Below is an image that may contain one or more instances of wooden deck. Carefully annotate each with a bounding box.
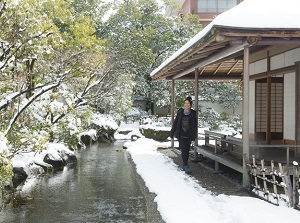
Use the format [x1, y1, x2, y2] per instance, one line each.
[194, 131, 300, 175]
[195, 145, 244, 173]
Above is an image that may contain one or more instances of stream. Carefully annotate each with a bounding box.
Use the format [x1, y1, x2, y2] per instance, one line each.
[0, 141, 162, 223]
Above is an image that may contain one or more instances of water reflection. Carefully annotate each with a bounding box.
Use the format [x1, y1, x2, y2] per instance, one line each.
[0, 141, 148, 223]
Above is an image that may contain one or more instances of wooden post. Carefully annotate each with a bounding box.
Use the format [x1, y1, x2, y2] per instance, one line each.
[261, 159, 269, 201]
[266, 77, 271, 144]
[293, 163, 299, 208]
[286, 147, 290, 165]
[279, 163, 290, 207]
[271, 160, 279, 204]
[205, 133, 209, 145]
[194, 68, 199, 160]
[215, 161, 219, 172]
[171, 79, 175, 148]
[279, 163, 293, 207]
[252, 155, 259, 195]
[242, 45, 250, 187]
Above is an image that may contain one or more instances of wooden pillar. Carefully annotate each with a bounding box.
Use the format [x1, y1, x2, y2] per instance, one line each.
[194, 69, 199, 147]
[266, 52, 271, 144]
[295, 62, 300, 145]
[242, 45, 250, 187]
[194, 69, 199, 160]
[171, 79, 175, 148]
[266, 77, 271, 144]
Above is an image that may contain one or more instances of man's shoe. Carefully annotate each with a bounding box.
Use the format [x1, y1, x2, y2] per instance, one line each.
[183, 165, 192, 174]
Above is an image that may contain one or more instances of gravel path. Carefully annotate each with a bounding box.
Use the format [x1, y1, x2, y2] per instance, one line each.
[158, 148, 251, 196]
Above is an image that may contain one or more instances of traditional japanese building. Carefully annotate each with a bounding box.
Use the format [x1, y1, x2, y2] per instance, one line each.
[151, 0, 300, 186]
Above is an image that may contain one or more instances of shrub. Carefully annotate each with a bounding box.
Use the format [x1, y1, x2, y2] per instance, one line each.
[139, 126, 170, 141]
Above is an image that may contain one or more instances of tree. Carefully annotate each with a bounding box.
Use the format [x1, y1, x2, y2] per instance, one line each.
[96, 0, 201, 112]
[0, 0, 129, 151]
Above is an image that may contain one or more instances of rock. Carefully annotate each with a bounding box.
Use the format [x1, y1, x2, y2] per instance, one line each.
[57, 149, 77, 164]
[43, 153, 64, 169]
[80, 134, 95, 145]
[33, 160, 53, 173]
[12, 167, 28, 188]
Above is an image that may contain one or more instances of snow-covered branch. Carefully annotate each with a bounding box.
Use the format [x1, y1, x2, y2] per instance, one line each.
[0, 83, 55, 111]
[4, 72, 69, 136]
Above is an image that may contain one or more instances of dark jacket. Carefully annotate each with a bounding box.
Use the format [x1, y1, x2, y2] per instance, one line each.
[170, 108, 198, 141]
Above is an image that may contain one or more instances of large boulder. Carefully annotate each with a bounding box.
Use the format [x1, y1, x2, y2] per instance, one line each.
[12, 167, 28, 188]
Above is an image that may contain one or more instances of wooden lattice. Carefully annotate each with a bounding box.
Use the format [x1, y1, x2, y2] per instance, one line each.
[247, 155, 299, 209]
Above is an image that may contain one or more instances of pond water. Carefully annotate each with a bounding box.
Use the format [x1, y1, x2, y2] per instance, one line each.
[0, 141, 158, 223]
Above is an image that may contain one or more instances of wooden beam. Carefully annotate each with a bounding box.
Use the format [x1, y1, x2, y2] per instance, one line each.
[167, 74, 242, 81]
[214, 62, 223, 74]
[172, 43, 247, 80]
[151, 34, 218, 81]
[227, 60, 240, 74]
[231, 37, 300, 45]
[249, 65, 295, 80]
[200, 67, 206, 74]
[223, 31, 300, 38]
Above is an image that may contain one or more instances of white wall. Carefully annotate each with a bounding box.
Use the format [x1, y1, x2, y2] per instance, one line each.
[284, 72, 296, 140]
[249, 58, 267, 75]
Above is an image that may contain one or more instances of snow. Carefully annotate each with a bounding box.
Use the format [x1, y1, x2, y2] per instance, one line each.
[214, 0, 300, 29]
[119, 122, 300, 223]
[150, 0, 300, 77]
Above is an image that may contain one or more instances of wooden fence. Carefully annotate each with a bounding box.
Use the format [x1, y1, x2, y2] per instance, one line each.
[247, 155, 299, 209]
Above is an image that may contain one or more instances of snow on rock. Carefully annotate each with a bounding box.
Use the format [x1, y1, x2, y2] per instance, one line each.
[91, 113, 118, 130]
[80, 129, 97, 141]
[80, 129, 97, 145]
[115, 121, 144, 141]
[11, 143, 77, 186]
[43, 143, 77, 168]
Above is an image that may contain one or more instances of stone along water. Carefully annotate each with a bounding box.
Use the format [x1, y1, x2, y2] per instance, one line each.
[0, 141, 161, 223]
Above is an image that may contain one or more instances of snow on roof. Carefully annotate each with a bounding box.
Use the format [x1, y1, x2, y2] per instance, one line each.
[214, 0, 300, 29]
[150, 0, 300, 77]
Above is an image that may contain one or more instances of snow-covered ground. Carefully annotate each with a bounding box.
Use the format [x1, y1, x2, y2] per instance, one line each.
[118, 122, 300, 223]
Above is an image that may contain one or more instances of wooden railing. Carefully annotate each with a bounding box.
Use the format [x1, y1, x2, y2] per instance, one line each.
[199, 130, 300, 165]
